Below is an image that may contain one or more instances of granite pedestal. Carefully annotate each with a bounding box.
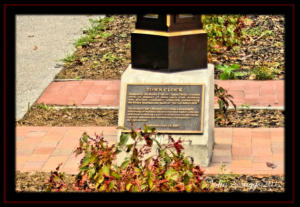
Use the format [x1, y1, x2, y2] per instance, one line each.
[117, 64, 214, 166]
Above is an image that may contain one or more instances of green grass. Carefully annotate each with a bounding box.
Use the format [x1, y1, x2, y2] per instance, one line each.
[74, 36, 96, 47]
[60, 16, 117, 70]
[61, 54, 76, 62]
[250, 66, 280, 80]
[74, 16, 115, 48]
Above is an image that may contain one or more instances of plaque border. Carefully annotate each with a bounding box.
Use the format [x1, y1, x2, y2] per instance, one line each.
[121, 83, 205, 134]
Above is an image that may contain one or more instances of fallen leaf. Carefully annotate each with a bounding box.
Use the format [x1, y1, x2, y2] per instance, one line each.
[266, 162, 277, 169]
[249, 74, 256, 80]
[33, 45, 38, 50]
[244, 18, 253, 26]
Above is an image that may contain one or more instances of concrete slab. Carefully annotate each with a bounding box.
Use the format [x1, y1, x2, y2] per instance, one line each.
[16, 15, 105, 120]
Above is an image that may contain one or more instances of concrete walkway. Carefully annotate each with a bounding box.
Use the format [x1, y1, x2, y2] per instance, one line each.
[16, 126, 284, 175]
[16, 15, 104, 121]
[37, 80, 284, 108]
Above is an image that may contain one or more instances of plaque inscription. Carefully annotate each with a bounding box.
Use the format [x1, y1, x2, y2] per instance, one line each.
[122, 84, 205, 133]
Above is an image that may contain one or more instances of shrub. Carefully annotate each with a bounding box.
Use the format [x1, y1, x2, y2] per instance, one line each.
[46, 125, 215, 192]
[202, 15, 248, 53]
[46, 163, 67, 192]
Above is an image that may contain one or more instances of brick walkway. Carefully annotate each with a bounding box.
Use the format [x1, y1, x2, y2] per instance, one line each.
[16, 126, 284, 176]
[18, 79, 285, 176]
[37, 80, 284, 108]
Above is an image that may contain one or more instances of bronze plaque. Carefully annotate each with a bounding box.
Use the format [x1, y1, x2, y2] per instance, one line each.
[122, 83, 205, 133]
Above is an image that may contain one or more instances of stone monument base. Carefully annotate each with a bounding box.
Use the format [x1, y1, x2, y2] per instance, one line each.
[117, 64, 214, 166]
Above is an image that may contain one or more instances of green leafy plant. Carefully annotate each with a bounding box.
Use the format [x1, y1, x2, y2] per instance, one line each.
[202, 15, 248, 53]
[46, 163, 67, 192]
[101, 32, 112, 38]
[245, 27, 262, 37]
[263, 30, 274, 37]
[46, 125, 215, 192]
[87, 18, 106, 35]
[87, 17, 114, 37]
[214, 84, 236, 120]
[74, 36, 96, 47]
[250, 65, 280, 80]
[38, 103, 51, 111]
[241, 103, 250, 109]
[101, 16, 115, 24]
[216, 64, 244, 80]
[245, 27, 274, 39]
[125, 43, 131, 48]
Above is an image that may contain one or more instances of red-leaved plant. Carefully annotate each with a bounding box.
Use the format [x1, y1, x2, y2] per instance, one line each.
[46, 124, 214, 192]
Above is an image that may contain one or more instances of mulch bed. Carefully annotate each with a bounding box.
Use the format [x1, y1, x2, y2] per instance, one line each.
[211, 15, 285, 80]
[55, 15, 135, 80]
[203, 175, 284, 192]
[55, 15, 285, 81]
[15, 171, 284, 192]
[16, 104, 118, 126]
[215, 109, 284, 128]
[16, 104, 284, 128]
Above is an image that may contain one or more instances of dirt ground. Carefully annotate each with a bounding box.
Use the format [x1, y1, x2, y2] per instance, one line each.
[55, 15, 285, 80]
[16, 104, 118, 126]
[16, 171, 284, 192]
[17, 103, 284, 128]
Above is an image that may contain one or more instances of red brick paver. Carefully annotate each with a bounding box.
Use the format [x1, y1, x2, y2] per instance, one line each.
[38, 80, 120, 107]
[37, 80, 284, 108]
[16, 126, 284, 176]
